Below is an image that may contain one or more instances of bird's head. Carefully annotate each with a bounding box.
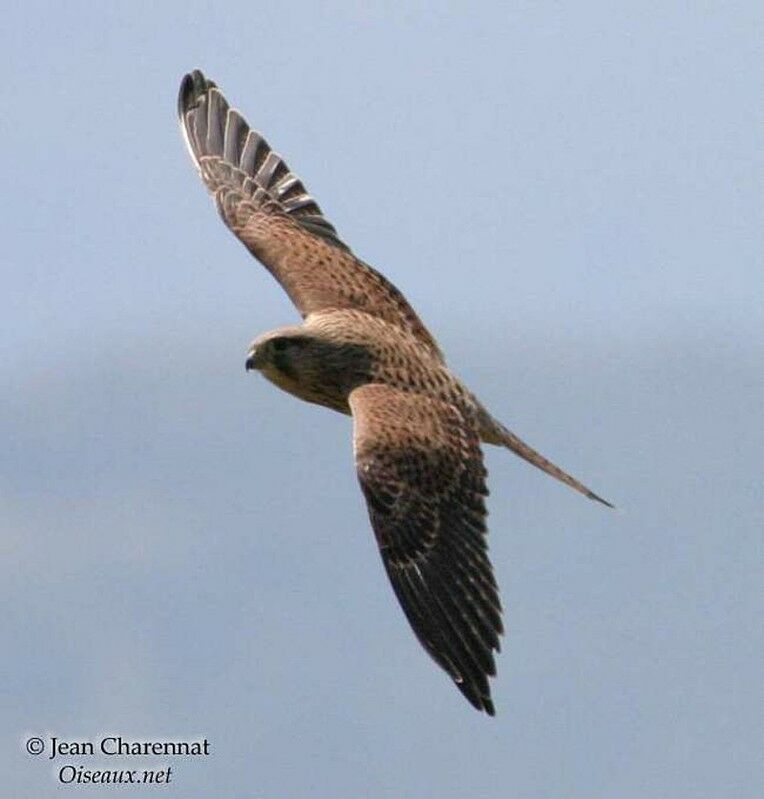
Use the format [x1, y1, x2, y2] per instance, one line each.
[245, 326, 372, 412]
[245, 326, 311, 379]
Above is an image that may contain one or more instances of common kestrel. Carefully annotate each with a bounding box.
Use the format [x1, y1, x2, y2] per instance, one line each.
[178, 70, 611, 715]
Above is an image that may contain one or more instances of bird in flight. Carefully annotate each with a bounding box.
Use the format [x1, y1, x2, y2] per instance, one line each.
[177, 69, 611, 715]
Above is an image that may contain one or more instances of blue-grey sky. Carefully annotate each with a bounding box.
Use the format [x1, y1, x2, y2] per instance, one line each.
[3, 3, 763, 797]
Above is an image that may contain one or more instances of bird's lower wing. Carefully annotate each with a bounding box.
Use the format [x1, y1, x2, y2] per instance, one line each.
[178, 70, 442, 358]
[350, 384, 503, 715]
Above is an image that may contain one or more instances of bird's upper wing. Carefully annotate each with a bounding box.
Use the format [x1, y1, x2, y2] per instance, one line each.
[350, 384, 503, 714]
[178, 70, 442, 358]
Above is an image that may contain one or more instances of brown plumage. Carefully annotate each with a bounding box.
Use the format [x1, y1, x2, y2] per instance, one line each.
[178, 69, 612, 715]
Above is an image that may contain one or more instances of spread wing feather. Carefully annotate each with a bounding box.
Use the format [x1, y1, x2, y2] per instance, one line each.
[350, 384, 502, 714]
[178, 70, 442, 357]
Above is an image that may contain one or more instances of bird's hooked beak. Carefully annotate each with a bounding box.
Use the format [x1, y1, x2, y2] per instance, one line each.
[245, 345, 262, 372]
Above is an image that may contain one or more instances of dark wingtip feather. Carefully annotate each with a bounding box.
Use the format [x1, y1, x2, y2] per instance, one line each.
[177, 69, 216, 119]
[455, 679, 496, 715]
[177, 72, 193, 119]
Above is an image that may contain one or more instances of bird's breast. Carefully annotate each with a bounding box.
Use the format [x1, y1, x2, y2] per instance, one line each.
[259, 361, 352, 414]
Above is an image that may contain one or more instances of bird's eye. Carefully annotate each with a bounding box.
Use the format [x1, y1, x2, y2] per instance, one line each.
[272, 338, 289, 352]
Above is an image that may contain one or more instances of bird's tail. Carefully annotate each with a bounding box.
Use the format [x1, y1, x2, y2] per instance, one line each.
[478, 408, 613, 508]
